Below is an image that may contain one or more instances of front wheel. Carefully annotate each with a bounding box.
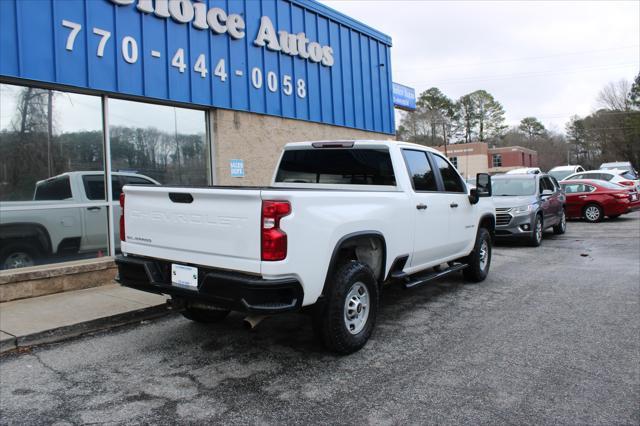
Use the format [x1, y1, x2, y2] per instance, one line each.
[528, 214, 543, 247]
[553, 210, 567, 235]
[463, 227, 492, 283]
[312, 261, 379, 355]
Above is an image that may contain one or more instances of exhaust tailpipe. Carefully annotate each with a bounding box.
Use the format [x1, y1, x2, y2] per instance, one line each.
[243, 315, 268, 330]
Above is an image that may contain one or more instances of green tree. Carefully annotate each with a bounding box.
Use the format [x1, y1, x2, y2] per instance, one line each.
[629, 73, 640, 109]
[471, 90, 507, 141]
[453, 90, 506, 143]
[456, 93, 477, 144]
[518, 117, 546, 140]
[396, 87, 455, 146]
[416, 87, 456, 146]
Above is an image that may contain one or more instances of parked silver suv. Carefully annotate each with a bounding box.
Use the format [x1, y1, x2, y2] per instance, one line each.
[492, 174, 566, 246]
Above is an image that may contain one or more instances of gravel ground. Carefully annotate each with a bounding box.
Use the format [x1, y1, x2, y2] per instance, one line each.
[1, 212, 639, 425]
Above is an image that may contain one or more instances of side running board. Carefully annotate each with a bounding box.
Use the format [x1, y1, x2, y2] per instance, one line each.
[401, 263, 468, 289]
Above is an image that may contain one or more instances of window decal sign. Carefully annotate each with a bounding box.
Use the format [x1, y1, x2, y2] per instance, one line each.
[230, 159, 245, 177]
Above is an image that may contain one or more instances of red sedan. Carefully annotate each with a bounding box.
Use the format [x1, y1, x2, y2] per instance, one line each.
[560, 179, 640, 222]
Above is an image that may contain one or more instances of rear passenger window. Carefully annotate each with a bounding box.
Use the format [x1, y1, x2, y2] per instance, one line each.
[432, 154, 465, 193]
[82, 175, 106, 200]
[34, 176, 73, 200]
[402, 150, 437, 191]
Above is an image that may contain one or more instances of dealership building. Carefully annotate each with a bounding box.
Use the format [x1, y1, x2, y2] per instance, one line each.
[436, 143, 538, 179]
[0, 0, 396, 300]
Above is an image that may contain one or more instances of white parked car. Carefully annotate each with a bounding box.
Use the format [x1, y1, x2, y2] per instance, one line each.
[600, 162, 638, 179]
[116, 140, 496, 354]
[506, 167, 542, 175]
[548, 165, 585, 181]
[0, 171, 159, 269]
[563, 169, 640, 191]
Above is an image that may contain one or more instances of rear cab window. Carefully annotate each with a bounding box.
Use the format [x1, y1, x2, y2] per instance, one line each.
[275, 148, 396, 186]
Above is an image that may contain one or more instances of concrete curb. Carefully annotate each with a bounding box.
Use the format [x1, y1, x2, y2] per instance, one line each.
[0, 304, 173, 355]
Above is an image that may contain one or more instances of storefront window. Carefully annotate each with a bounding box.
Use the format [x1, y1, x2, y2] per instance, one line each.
[0, 83, 109, 270]
[108, 99, 209, 187]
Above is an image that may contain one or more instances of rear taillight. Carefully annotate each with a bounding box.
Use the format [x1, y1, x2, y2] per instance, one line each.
[613, 193, 628, 199]
[119, 193, 126, 242]
[261, 200, 291, 261]
[619, 180, 635, 186]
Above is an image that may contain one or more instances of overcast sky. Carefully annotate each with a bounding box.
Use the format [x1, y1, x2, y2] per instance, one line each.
[322, 0, 640, 133]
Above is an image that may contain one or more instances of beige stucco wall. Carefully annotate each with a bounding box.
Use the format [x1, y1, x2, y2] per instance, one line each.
[212, 109, 394, 186]
[451, 154, 489, 179]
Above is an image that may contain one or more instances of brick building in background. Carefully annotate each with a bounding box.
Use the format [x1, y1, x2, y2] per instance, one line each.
[435, 142, 538, 178]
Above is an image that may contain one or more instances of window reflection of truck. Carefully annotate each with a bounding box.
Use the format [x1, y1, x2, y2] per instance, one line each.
[0, 171, 159, 270]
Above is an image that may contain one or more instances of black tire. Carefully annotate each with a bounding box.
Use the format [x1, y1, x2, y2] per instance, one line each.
[463, 227, 492, 283]
[181, 305, 230, 323]
[0, 241, 41, 270]
[583, 203, 603, 223]
[608, 214, 621, 219]
[553, 209, 567, 235]
[528, 214, 543, 247]
[312, 261, 379, 355]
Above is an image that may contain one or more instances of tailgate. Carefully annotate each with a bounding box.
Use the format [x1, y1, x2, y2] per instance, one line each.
[122, 186, 262, 273]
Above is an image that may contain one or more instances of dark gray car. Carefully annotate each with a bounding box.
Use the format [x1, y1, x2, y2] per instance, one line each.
[492, 174, 566, 246]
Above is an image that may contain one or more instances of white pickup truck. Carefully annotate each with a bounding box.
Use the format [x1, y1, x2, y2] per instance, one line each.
[116, 140, 495, 353]
[0, 171, 159, 269]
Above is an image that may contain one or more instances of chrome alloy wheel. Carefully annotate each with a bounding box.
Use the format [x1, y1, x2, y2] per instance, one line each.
[585, 206, 600, 222]
[3, 252, 35, 269]
[479, 239, 489, 271]
[344, 282, 370, 335]
[560, 211, 566, 231]
[535, 219, 543, 243]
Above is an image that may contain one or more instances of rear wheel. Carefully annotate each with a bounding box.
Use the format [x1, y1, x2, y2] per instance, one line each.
[463, 227, 492, 283]
[528, 214, 543, 247]
[312, 261, 379, 355]
[181, 304, 230, 323]
[583, 204, 603, 223]
[553, 210, 567, 234]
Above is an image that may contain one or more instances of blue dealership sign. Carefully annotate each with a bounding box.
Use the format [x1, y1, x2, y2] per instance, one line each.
[392, 83, 416, 111]
[0, 0, 395, 134]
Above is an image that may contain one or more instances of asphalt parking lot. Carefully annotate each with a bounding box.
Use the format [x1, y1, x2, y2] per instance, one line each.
[1, 212, 638, 425]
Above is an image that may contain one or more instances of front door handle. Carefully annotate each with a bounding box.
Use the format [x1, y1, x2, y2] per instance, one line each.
[416, 203, 427, 210]
[450, 203, 458, 208]
[86, 206, 101, 211]
[578, 195, 587, 199]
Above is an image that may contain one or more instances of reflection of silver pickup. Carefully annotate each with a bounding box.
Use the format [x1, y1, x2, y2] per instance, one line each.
[0, 171, 159, 270]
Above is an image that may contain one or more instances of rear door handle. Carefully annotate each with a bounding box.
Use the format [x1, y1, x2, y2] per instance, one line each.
[86, 206, 101, 211]
[578, 195, 587, 199]
[450, 203, 458, 208]
[416, 203, 427, 210]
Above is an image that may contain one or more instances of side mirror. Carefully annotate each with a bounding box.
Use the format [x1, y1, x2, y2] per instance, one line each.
[476, 173, 492, 197]
[541, 189, 553, 197]
[469, 188, 480, 205]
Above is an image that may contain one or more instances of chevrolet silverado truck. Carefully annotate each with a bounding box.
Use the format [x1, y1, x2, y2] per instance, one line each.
[0, 171, 159, 269]
[115, 140, 495, 354]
